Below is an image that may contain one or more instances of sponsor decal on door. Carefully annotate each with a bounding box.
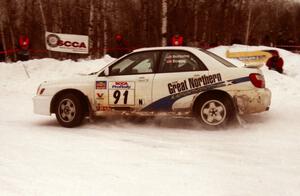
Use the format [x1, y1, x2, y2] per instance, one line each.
[108, 81, 135, 106]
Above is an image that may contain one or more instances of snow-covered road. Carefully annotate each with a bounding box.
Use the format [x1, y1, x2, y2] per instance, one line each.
[1, 46, 300, 196]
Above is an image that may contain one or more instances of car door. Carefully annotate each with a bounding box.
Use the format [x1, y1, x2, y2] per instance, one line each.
[147, 50, 209, 112]
[95, 51, 159, 112]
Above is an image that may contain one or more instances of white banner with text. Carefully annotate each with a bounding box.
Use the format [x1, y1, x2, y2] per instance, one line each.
[45, 32, 89, 54]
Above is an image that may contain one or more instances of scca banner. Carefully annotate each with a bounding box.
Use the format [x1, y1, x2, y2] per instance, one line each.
[45, 32, 89, 54]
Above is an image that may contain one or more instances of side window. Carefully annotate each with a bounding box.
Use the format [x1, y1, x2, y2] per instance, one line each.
[110, 52, 158, 76]
[160, 51, 207, 73]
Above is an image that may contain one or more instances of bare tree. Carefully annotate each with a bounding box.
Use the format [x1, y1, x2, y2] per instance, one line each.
[102, 0, 108, 55]
[88, 0, 95, 58]
[37, 0, 51, 57]
[37, 0, 48, 33]
[161, 0, 168, 46]
[244, 0, 253, 45]
[193, 0, 200, 42]
[0, 20, 7, 61]
[0, 0, 299, 60]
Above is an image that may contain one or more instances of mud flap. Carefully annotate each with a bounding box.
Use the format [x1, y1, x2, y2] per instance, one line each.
[233, 96, 246, 127]
[88, 103, 95, 123]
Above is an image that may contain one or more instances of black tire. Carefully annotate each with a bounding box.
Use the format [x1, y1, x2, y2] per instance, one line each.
[55, 93, 84, 127]
[194, 95, 235, 128]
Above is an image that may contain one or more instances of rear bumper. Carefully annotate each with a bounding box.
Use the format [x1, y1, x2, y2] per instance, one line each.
[234, 88, 271, 115]
[33, 95, 53, 115]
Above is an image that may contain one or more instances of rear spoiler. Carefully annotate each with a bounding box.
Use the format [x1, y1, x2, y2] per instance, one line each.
[226, 50, 279, 69]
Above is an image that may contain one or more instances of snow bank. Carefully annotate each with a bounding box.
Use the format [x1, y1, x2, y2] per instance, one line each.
[0, 55, 115, 96]
[1, 47, 300, 196]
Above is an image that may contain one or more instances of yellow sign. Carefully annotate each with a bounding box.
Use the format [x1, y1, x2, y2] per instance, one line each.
[226, 50, 273, 68]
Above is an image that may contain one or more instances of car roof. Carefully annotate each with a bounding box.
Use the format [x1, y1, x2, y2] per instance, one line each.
[133, 46, 201, 53]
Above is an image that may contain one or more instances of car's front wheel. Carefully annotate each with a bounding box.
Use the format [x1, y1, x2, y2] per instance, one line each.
[55, 93, 84, 127]
[195, 95, 235, 128]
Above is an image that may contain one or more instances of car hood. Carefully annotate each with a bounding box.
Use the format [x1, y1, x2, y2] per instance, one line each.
[41, 74, 96, 87]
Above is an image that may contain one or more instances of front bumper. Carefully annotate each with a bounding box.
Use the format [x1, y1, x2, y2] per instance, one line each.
[33, 95, 53, 115]
[234, 88, 271, 115]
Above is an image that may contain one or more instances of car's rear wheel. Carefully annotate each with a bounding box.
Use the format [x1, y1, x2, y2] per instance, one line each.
[55, 93, 84, 127]
[195, 95, 234, 128]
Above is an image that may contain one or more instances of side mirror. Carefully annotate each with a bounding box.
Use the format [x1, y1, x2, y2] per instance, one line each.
[110, 68, 120, 75]
[104, 67, 109, 76]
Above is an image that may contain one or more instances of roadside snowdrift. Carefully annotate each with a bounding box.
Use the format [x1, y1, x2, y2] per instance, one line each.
[0, 55, 115, 95]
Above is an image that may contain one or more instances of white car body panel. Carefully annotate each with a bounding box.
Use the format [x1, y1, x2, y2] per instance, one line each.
[33, 95, 52, 115]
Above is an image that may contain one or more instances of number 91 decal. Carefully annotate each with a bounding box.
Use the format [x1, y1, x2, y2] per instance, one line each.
[109, 81, 135, 106]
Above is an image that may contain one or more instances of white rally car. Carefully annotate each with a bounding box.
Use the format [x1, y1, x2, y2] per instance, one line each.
[33, 47, 271, 128]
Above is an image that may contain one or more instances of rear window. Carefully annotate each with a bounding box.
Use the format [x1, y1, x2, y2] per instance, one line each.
[200, 49, 237, 68]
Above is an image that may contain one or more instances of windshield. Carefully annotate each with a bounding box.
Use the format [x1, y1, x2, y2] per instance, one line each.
[89, 58, 120, 76]
[199, 49, 236, 68]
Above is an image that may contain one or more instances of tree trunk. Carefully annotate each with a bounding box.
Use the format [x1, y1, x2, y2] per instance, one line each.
[9, 27, 16, 60]
[95, 12, 100, 58]
[23, 0, 29, 35]
[37, 0, 51, 57]
[96, 0, 101, 58]
[201, 10, 209, 43]
[102, 0, 108, 55]
[0, 21, 7, 61]
[88, 0, 95, 58]
[161, 0, 168, 46]
[37, 0, 47, 33]
[193, 0, 199, 42]
[141, 0, 148, 45]
[245, 3, 252, 45]
[57, 0, 63, 33]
